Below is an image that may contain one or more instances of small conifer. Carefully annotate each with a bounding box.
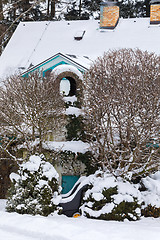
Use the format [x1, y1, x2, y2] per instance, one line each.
[6, 154, 61, 216]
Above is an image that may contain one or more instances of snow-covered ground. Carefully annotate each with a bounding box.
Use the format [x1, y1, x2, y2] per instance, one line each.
[0, 200, 160, 240]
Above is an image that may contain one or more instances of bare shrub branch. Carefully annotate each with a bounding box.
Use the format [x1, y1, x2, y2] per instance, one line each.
[0, 71, 65, 155]
[83, 48, 160, 179]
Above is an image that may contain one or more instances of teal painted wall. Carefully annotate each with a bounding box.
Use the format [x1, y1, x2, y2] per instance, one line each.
[62, 175, 80, 194]
[23, 54, 85, 77]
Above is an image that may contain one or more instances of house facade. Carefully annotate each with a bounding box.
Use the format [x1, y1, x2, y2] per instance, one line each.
[0, 0, 160, 196]
[21, 53, 90, 194]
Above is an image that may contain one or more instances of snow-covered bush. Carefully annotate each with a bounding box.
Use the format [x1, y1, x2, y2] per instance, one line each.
[6, 154, 61, 216]
[140, 172, 160, 218]
[141, 205, 160, 218]
[80, 171, 142, 221]
[0, 72, 65, 154]
[79, 170, 160, 221]
[83, 49, 160, 180]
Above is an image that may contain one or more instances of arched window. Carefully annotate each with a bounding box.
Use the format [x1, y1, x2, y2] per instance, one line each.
[60, 77, 76, 96]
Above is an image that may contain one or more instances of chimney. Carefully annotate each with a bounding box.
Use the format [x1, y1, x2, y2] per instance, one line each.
[100, 1, 119, 29]
[150, 0, 160, 24]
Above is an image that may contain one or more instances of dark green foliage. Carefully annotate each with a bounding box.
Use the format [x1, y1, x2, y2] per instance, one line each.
[99, 200, 140, 221]
[57, 150, 76, 166]
[82, 0, 101, 18]
[142, 205, 160, 218]
[66, 115, 85, 141]
[83, 184, 141, 221]
[65, 88, 85, 142]
[64, 0, 150, 20]
[55, 150, 96, 176]
[102, 187, 118, 203]
[64, 1, 90, 20]
[64, 9, 89, 20]
[119, 0, 146, 18]
[83, 0, 101, 12]
[77, 151, 97, 175]
[86, 187, 118, 212]
[6, 155, 60, 216]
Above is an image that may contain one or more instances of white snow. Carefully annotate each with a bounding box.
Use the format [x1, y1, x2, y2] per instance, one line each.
[80, 171, 143, 218]
[60, 79, 70, 95]
[21, 155, 42, 172]
[140, 174, 160, 208]
[18, 155, 59, 181]
[0, 200, 160, 240]
[92, 192, 104, 201]
[65, 106, 82, 117]
[0, 16, 160, 239]
[64, 95, 83, 116]
[0, 18, 160, 79]
[113, 194, 134, 204]
[52, 64, 83, 79]
[43, 140, 90, 154]
[63, 96, 77, 104]
[10, 173, 20, 182]
[76, 170, 160, 219]
[2, 172, 160, 238]
[86, 202, 115, 218]
[42, 160, 59, 181]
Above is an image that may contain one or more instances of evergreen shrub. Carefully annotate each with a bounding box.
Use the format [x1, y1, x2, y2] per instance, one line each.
[6, 154, 61, 216]
[80, 171, 142, 221]
[66, 114, 85, 141]
[142, 205, 160, 218]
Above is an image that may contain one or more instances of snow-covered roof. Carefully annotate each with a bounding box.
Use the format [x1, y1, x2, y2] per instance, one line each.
[0, 18, 160, 79]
